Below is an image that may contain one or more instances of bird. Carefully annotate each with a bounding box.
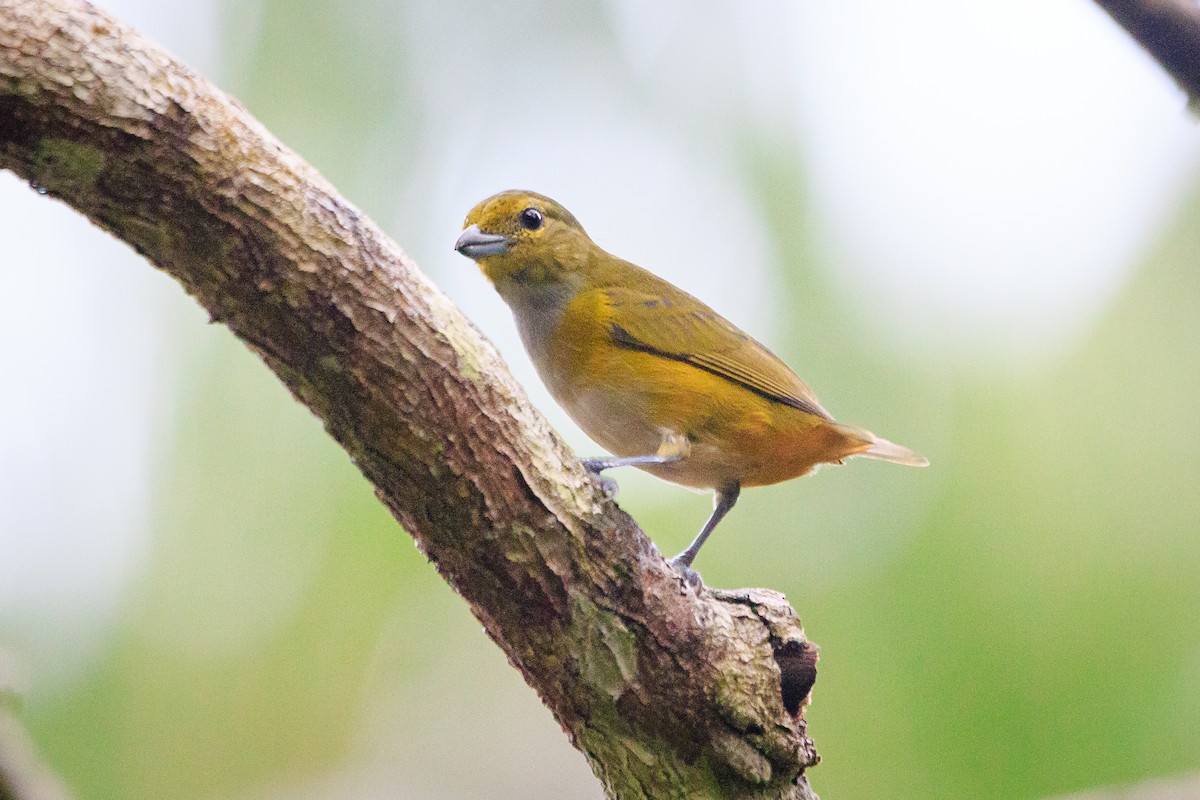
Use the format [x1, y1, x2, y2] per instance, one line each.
[455, 190, 927, 582]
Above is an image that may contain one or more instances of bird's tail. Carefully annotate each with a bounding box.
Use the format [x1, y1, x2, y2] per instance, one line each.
[832, 423, 929, 467]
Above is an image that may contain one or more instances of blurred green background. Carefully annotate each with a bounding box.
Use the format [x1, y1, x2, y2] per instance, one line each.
[3, 1, 1199, 798]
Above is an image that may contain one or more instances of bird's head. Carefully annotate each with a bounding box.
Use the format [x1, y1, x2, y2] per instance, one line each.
[455, 190, 593, 291]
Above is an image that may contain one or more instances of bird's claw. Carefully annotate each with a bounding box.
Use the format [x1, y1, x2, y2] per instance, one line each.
[594, 475, 619, 499]
[669, 557, 704, 590]
[581, 458, 619, 498]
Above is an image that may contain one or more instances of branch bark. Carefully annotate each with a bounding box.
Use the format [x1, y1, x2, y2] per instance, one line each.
[1092, 0, 1200, 108]
[0, 1, 820, 797]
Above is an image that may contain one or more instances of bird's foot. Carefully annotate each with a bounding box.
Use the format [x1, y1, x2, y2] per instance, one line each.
[594, 475, 619, 498]
[581, 458, 619, 498]
[669, 556, 704, 591]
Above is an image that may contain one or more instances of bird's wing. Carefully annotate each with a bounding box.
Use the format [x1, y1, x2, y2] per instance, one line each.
[602, 283, 832, 420]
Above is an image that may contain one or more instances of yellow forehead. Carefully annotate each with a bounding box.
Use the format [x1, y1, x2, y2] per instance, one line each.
[464, 190, 584, 234]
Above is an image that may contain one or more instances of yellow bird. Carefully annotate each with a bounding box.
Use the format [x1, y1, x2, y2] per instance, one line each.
[455, 190, 927, 580]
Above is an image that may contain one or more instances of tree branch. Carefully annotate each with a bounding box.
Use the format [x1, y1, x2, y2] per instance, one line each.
[0, 710, 75, 800]
[1093, 0, 1200, 107]
[1051, 772, 1200, 800]
[0, 1, 820, 797]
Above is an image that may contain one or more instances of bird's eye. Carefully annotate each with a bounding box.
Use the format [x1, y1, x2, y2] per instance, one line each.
[519, 207, 544, 231]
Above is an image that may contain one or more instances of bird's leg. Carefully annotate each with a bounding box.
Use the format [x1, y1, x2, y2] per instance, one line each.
[581, 432, 690, 497]
[580, 453, 682, 471]
[670, 483, 741, 588]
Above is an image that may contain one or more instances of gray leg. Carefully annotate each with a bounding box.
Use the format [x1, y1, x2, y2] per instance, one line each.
[583, 431, 692, 476]
[581, 454, 683, 472]
[670, 483, 741, 573]
[582, 453, 685, 498]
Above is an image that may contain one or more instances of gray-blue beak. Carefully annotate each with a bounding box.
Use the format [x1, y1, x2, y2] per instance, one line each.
[454, 224, 511, 258]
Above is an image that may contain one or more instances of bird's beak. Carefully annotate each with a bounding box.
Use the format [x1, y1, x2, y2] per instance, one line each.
[455, 225, 511, 258]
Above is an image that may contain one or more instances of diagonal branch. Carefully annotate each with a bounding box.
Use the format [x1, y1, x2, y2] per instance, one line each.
[0, 1, 820, 797]
[1093, 0, 1200, 107]
[0, 704, 75, 800]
